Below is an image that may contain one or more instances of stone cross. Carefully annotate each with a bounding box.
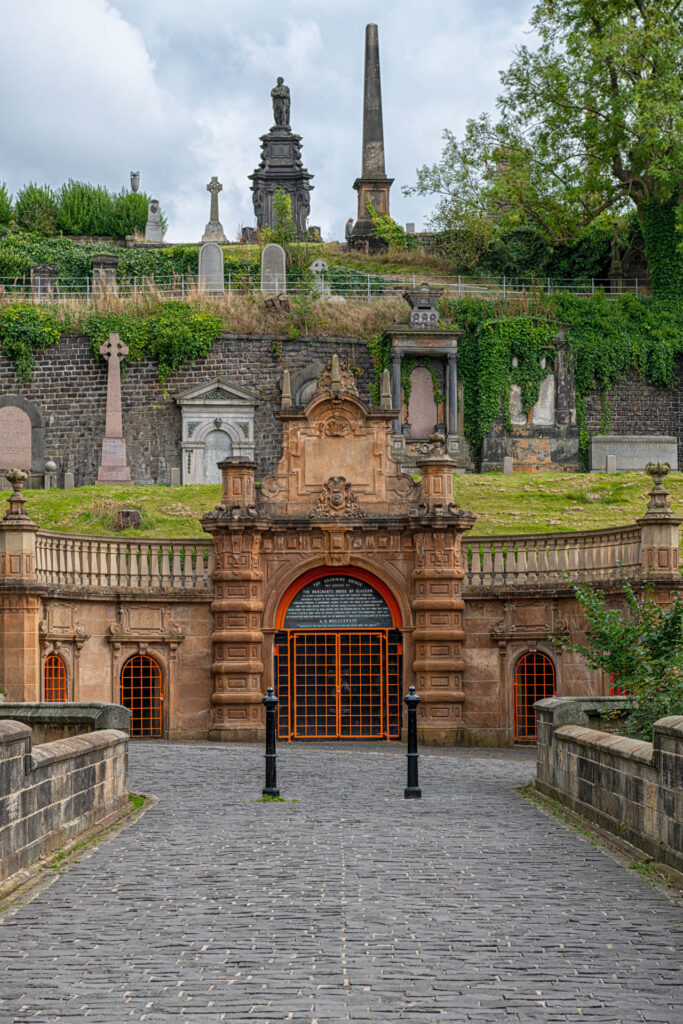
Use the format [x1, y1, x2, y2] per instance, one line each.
[202, 177, 228, 243]
[207, 177, 222, 222]
[97, 333, 131, 483]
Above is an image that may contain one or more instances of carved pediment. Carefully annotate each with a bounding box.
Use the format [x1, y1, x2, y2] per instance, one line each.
[175, 376, 259, 407]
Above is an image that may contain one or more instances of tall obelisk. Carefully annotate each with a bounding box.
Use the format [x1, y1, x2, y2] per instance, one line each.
[349, 24, 394, 250]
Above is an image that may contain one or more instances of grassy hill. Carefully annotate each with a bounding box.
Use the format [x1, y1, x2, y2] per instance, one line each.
[6, 471, 681, 540]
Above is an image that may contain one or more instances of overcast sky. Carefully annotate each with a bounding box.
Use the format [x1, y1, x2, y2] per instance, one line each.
[0, 0, 538, 242]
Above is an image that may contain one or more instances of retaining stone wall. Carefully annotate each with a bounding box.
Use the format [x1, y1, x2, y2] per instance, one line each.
[535, 697, 683, 873]
[0, 334, 373, 486]
[0, 720, 128, 883]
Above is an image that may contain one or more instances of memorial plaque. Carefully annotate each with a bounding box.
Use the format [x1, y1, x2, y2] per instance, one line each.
[0, 406, 32, 470]
[284, 575, 392, 629]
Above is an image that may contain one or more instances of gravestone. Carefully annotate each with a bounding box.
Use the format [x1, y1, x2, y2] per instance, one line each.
[240, 227, 258, 244]
[261, 244, 286, 295]
[64, 472, 75, 490]
[590, 435, 678, 472]
[202, 177, 228, 243]
[198, 242, 225, 294]
[92, 254, 119, 294]
[406, 222, 415, 234]
[310, 258, 330, 297]
[145, 199, 163, 242]
[204, 429, 233, 485]
[407, 367, 438, 438]
[30, 265, 58, 299]
[0, 407, 31, 471]
[97, 333, 132, 483]
[502, 456, 514, 475]
[170, 467, 181, 487]
[606, 455, 617, 474]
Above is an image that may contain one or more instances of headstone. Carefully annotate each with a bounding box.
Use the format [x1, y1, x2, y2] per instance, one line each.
[502, 456, 514, 475]
[92, 254, 119, 294]
[406, 222, 415, 234]
[202, 177, 228, 243]
[97, 333, 132, 484]
[64, 471, 75, 490]
[30, 264, 58, 299]
[0, 406, 32, 471]
[261, 243, 286, 295]
[590, 435, 678, 472]
[130, 171, 140, 193]
[606, 454, 617, 474]
[310, 258, 330, 297]
[170, 468, 181, 487]
[145, 199, 163, 242]
[407, 367, 438, 438]
[403, 282, 443, 328]
[307, 226, 322, 242]
[240, 226, 258, 244]
[198, 242, 225, 294]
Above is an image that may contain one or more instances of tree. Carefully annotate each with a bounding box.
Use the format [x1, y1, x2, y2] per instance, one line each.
[406, 1, 683, 296]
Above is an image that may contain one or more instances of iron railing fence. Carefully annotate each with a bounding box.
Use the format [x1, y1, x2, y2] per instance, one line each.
[0, 272, 649, 304]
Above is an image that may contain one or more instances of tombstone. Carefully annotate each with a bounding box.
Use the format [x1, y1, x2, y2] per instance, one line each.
[606, 454, 617, 474]
[145, 199, 163, 242]
[307, 226, 322, 242]
[130, 171, 140, 193]
[406, 222, 415, 234]
[92, 254, 119, 294]
[590, 435, 678, 473]
[407, 367, 438, 438]
[202, 177, 228, 243]
[240, 226, 258, 244]
[198, 242, 225, 294]
[310, 258, 331, 297]
[64, 471, 75, 490]
[261, 243, 286, 295]
[403, 283, 442, 328]
[502, 456, 514, 475]
[0, 406, 32, 472]
[97, 333, 132, 483]
[204, 429, 233, 485]
[30, 264, 58, 299]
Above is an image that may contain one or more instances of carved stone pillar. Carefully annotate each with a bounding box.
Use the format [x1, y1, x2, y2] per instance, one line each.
[447, 353, 458, 437]
[391, 353, 402, 434]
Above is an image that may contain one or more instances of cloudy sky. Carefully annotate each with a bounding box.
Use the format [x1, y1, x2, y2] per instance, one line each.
[0, 0, 538, 242]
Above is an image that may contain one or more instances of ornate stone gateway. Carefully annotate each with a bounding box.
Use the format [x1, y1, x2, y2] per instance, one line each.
[201, 356, 476, 746]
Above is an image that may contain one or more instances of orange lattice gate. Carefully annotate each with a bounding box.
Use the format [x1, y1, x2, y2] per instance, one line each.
[513, 652, 556, 742]
[44, 654, 67, 702]
[274, 629, 402, 740]
[120, 654, 163, 737]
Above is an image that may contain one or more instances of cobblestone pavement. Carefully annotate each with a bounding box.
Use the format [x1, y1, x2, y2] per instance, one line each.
[1, 742, 682, 1023]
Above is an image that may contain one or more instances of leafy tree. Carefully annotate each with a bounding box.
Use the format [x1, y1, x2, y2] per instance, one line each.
[15, 183, 59, 235]
[554, 578, 683, 739]
[406, 1, 683, 296]
[0, 182, 12, 225]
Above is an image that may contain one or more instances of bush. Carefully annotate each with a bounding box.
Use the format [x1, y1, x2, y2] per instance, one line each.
[554, 578, 683, 740]
[57, 181, 113, 236]
[15, 183, 58, 235]
[0, 182, 12, 225]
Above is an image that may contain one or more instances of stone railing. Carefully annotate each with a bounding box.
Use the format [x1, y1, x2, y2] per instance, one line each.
[35, 531, 215, 592]
[464, 525, 643, 590]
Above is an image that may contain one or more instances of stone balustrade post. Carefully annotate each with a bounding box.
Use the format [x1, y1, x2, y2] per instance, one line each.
[637, 463, 682, 580]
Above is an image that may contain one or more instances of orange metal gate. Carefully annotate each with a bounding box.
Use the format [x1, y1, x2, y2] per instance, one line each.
[274, 629, 402, 740]
[120, 654, 163, 737]
[513, 651, 556, 741]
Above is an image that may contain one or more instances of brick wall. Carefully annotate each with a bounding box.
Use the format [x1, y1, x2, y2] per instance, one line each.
[584, 359, 683, 469]
[0, 334, 374, 486]
[0, 720, 128, 883]
[535, 697, 683, 873]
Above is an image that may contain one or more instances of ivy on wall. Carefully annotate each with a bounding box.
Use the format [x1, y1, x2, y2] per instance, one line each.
[0, 304, 62, 381]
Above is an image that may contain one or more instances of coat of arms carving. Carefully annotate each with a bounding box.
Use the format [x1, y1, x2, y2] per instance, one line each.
[310, 477, 365, 519]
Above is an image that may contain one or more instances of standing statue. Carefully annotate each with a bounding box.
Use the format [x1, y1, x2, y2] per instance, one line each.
[271, 77, 290, 126]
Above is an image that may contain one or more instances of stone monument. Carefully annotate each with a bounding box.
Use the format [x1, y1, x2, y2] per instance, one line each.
[145, 200, 163, 242]
[97, 333, 132, 484]
[198, 242, 225, 294]
[349, 24, 394, 251]
[261, 244, 286, 295]
[202, 177, 228, 243]
[249, 78, 313, 240]
[130, 171, 140, 193]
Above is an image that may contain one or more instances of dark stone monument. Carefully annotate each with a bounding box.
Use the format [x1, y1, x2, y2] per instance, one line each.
[249, 78, 313, 241]
[349, 24, 394, 251]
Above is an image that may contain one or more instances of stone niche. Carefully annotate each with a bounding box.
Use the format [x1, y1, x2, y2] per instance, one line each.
[175, 378, 258, 485]
[480, 323, 580, 473]
[0, 395, 46, 488]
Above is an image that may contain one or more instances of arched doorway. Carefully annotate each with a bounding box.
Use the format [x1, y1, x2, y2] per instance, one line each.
[44, 653, 67, 702]
[274, 568, 403, 741]
[120, 654, 163, 737]
[513, 651, 556, 741]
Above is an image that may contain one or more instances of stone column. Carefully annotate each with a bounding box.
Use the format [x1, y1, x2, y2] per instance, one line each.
[391, 352, 402, 433]
[637, 463, 682, 580]
[203, 459, 265, 741]
[97, 333, 132, 484]
[447, 353, 458, 436]
[0, 470, 44, 701]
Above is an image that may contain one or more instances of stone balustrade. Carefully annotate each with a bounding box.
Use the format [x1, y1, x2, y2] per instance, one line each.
[464, 525, 643, 590]
[35, 531, 215, 592]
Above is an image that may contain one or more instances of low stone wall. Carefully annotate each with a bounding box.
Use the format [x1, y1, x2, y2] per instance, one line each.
[0, 720, 128, 884]
[535, 697, 683, 873]
[0, 702, 130, 744]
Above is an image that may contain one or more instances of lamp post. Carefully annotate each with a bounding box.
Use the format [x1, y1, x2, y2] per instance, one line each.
[262, 687, 280, 797]
[404, 685, 421, 799]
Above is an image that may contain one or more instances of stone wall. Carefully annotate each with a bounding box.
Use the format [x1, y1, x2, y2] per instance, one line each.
[0, 720, 128, 884]
[584, 361, 683, 470]
[535, 697, 683, 873]
[0, 334, 374, 486]
[0, 701, 130, 744]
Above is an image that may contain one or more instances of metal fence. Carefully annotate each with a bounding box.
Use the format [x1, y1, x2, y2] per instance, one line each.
[0, 272, 649, 304]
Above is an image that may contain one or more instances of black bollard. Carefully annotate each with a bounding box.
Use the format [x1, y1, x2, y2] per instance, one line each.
[404, 685, 421, 799]
[262, 687, 280, 797]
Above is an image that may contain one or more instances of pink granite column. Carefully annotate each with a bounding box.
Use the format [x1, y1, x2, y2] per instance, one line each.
[97, 333, 132, 484]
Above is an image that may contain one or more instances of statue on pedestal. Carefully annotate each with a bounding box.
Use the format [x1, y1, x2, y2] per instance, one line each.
[271, 77, 290, 126]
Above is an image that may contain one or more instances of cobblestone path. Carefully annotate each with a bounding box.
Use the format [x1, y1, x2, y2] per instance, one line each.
[1, 742, 681, 1023]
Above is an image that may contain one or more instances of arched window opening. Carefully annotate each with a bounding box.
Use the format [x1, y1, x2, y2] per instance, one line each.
[513, 652, 556, 742]
[120, 655, 163, 737]
[44, 654, 67, 702]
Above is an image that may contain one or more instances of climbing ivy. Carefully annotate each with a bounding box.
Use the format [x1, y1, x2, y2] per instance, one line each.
[0, 304, 62, 381]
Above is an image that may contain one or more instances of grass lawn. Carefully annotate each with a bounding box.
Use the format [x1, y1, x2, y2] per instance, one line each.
[5, 472, 681, 540]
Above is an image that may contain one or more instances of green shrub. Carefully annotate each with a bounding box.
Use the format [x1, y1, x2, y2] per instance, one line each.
[0, 304, 62, 380]
[57, 181, 113, 236]
[0, 182, 12, 225]
[15, 183, 58, 235]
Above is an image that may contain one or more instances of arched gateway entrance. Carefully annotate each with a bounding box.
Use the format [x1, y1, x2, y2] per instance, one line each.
[274, 568, 403, 740]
